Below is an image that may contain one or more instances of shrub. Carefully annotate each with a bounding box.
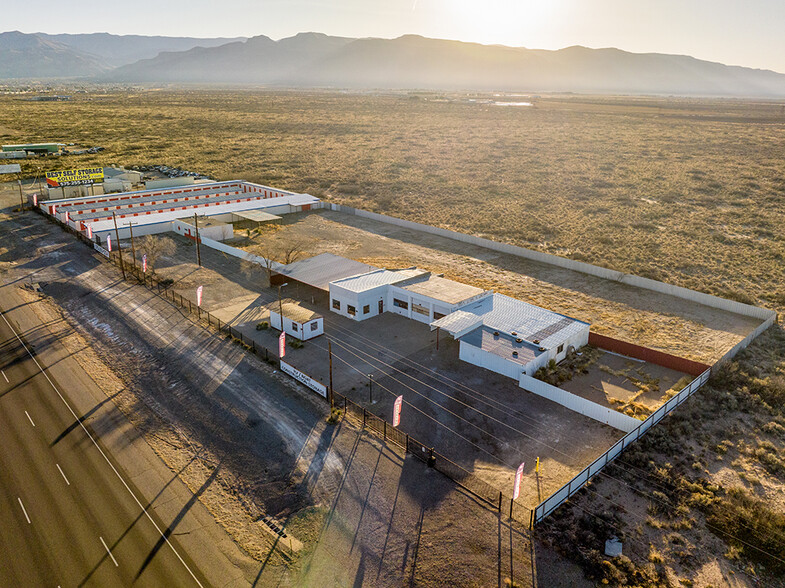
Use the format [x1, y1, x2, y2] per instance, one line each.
[256, 321, 269, 330]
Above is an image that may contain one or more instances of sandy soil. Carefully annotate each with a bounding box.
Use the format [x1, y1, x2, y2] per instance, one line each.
[561, 351, 690, 416]
[238, 210, 761, 363]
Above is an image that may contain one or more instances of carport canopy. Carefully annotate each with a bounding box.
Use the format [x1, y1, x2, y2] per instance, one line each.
[232, 210, 281, 223]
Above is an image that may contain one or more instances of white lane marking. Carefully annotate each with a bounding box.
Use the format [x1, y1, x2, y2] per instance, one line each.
[0, 311, 203, 587]
[2, 370, 8, 382]
[17, 497, 31, 524]
[56, 463, 71, 486]
[24, 410, 36, 427]
[100, 536, 119, 567]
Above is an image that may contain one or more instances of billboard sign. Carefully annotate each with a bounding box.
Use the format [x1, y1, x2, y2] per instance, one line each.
[280, 360, 327, 398]
[393, 395, 403, 427]
[46, 167, 104, 187]
[512, 462, 525, 500]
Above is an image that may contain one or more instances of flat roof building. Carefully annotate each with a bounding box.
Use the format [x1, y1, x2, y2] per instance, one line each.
[41, 180, 319, 240]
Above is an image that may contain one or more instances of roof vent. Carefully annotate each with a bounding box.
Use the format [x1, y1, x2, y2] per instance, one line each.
[533, 339, 540, 344]
[511, 331, 517, 336]
[538, 346, 546, 352]
[493, 331, 500, 337]
[512, 351, 518, 357]
[516, 338, 523, 343]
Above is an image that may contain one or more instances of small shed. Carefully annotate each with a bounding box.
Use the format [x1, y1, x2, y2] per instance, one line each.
[268, 298, 324, 341]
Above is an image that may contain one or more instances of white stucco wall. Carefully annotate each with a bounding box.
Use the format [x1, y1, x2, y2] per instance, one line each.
[270, 310, 323, 340]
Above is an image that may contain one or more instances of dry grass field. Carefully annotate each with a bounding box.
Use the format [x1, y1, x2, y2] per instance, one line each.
[3, 89, 784, 310]
[4, 88, 785, 586]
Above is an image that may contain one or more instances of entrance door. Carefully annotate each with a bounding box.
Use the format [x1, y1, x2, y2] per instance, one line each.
[378, 300, 384, 314]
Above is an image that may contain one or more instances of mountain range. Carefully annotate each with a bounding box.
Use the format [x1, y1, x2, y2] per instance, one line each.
[4, 30, 785, 97]
[0, 31, 245, 78]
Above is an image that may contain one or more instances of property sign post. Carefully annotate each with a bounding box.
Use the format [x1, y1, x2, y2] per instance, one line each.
[279, 331, 286, 359]
[513, 462, 525, 501]
[142, 254, 147, 273]
[393, 395, 403, 427]
[196, 285, 203, 306]
[106, 235, 112, 252]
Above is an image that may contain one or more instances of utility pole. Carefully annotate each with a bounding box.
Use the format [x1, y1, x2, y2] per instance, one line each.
[194, 213, 202, 267]
[112, 212, 126, 280]
[128, 222, 137, 272]
[328, 339, 334, 409]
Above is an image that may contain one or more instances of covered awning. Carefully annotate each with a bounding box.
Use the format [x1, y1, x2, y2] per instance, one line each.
[232, 210, 281, 223]
[430, 310, 483, 339]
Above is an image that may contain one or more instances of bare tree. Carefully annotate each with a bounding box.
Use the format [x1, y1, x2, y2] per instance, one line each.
[140, 235, 176, 273]
[281, 239, 307, 265]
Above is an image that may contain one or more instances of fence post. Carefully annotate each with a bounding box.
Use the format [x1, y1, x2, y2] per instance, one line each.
[428, 447, 434, 467]
[384, 420, 387, 440]
[405, 433, 409, 454]
[344, 396, 347, 413]
[509, 498, 514, 520]
[499, 491, 503, 513]
[252, 340, 256, 353]
[363, 408, 366, 427]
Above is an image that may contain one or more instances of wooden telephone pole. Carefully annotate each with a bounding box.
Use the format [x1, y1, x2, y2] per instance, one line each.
[193, 213, 202, 267]
[128, 222, 137, 272]
[112, 212, 126, 280]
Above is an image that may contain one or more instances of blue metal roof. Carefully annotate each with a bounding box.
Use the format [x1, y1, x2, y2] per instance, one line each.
[432, 293, 588, 350]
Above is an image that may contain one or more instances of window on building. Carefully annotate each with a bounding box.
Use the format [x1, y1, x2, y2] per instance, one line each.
[433, 311, 446, 320]
[332, 299, 340, 310]
[310, 321, 319, 332]
[363, 305, 370, 314]
[291, 322, 299, 332]
[557, 344, 564, 354]
[347, 305, 356, 316]
[412, 303, 429, 316]
[393, 298, 408, 310]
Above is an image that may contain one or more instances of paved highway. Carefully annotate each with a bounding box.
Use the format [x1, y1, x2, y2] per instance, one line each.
[0, 310, 207, 587]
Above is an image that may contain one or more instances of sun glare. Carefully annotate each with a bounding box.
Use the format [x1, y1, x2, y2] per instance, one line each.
[436, 0, 562, 46]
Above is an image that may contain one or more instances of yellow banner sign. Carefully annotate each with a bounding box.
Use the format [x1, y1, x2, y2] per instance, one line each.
[46, 167, 104, 187]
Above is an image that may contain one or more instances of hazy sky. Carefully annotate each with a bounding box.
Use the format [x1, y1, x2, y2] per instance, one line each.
[12, 0, 785, 73]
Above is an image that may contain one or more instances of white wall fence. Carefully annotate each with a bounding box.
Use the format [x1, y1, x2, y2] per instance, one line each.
[323, 203, 776, 322]
[716, 311, 777, 366]
[532, 368, 711, 525]
[197, 235, 284, 273]
[519, 374, 640, 433]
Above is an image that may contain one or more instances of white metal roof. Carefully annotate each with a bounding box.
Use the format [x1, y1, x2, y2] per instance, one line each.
[395, 273, 486, 304]
[330, 268, 426, 292]
[431, 293, 589, 350]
